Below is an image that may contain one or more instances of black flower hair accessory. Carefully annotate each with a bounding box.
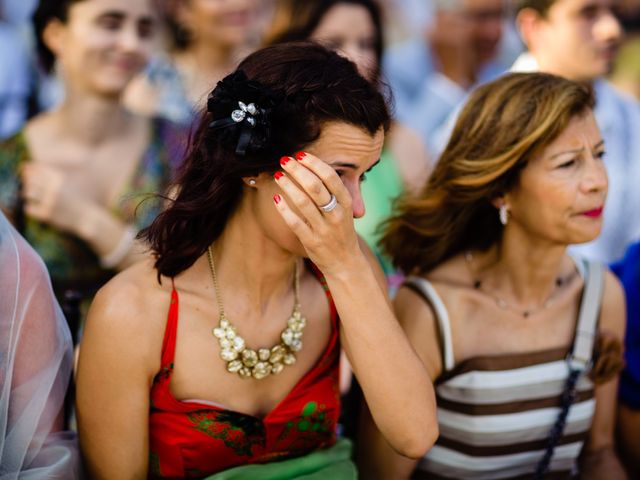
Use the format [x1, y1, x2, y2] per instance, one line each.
[207, 70, 283, 156]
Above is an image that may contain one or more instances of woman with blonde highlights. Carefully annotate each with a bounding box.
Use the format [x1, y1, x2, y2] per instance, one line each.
[359, 72, 628, 479]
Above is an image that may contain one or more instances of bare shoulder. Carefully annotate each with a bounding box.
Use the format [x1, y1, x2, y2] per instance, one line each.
[394, 283, 436, 327]
[121, 73, 160, 117]
[82, 259, 173, 370]
[598, 268, 626, 338]
[90, 259, 169, 325]
[393, 259, 464, 381]
[397, 254, 467, 320]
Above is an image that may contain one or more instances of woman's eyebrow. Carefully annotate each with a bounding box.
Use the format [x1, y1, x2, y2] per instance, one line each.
[549, 139, 605, 160]
[331, 159, 381, 171]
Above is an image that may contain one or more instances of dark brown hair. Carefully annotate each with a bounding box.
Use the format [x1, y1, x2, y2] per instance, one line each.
[32, 0, 86, 73]
[264, 0, 384, 83]
[142, 42, 390, 279]
[380, 72, 594, 275]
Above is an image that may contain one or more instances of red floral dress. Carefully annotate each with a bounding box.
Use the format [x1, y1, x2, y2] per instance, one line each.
[148, 267, 341, 478]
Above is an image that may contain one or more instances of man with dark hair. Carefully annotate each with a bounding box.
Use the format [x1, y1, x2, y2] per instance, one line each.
[513, 0, 640, 263]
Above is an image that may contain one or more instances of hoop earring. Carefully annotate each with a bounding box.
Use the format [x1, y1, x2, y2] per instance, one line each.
[499, 204, 509, 226]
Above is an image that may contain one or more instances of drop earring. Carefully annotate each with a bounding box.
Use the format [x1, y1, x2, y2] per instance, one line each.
[499, 204, 509, 226]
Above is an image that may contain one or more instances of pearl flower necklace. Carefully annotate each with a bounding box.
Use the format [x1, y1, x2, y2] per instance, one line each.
[207, 247, 306, 380]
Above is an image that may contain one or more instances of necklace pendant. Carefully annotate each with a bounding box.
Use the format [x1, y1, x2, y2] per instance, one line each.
[270, 345, 286, 363]
[241, 349, 259, 367]
[258, 348, 271, 362]
[221, 349, 238, 361]
[271, 362, 284, 374]
[207, 247, 307, 380]
[253, 362, 272, 380]
[227, 360, 243, 373]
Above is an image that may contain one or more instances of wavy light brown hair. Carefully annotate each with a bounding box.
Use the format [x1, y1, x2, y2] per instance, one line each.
[380, 72, 594, 275]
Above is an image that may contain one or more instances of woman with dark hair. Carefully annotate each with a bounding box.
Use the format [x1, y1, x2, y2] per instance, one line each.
[0, 0, 184, 310]
[76, 42, 437, 479]
[265, 0, 432, 278]
[359, 72, 627, 479]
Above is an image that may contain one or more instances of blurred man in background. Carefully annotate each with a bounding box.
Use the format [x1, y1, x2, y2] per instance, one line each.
[383, 0, 508, 152]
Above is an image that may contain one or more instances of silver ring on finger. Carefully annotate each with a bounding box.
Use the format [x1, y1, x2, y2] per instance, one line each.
[319, 194, 338, 213]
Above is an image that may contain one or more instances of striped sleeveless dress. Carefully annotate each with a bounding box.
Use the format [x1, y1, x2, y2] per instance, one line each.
[405, 259, 603, 480]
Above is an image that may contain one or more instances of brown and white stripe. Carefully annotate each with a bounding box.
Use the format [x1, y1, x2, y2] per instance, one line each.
[405, 269, 600, 480]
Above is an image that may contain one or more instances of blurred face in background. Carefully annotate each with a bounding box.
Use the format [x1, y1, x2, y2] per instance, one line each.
[44, 0, 157, 97]
[461, 0, 505, 64]
[310, 3, 379, 82]
[524, 0, 623, 81]
[176, 0, 258, 49]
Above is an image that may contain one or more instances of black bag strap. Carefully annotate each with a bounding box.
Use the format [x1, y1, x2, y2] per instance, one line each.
[535, 259, 604, 478]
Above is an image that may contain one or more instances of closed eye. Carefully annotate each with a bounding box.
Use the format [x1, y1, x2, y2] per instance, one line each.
[558, 158, 577, 169]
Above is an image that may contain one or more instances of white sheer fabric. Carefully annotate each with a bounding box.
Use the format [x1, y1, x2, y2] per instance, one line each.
[0, 212, 81, 479]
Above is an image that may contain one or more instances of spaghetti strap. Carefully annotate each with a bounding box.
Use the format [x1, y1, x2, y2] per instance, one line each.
[307, 261, 339, 334]
[160, 281, 179, 369]
[403, 277, 455, 372]
[570, 258, 605, 367]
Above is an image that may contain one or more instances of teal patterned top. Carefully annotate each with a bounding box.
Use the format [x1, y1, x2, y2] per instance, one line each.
[0, 118, 185, 302]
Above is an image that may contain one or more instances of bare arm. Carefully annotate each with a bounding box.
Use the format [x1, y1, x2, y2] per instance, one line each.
[617, 404, 640, 476]
[76, 272, 165, 479]
[580, 271, 628, 480]
[274, 152, 438, 459]
[357, 285, 443, 478]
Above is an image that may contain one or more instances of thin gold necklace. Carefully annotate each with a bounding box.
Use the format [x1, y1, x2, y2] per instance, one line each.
[464, 251, 568, 318]
[207, 246, 306, 380]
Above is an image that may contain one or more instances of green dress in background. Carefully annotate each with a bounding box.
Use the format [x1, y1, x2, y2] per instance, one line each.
[355, 148, 404, 278]
[0, 118, 185, 306]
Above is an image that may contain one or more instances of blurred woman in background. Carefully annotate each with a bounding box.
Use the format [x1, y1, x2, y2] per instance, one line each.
[0, 0, 184, 317]
[265, 0, 432, 277]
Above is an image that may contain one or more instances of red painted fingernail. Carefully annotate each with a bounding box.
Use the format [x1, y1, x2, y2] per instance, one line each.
[274, 194, 282, 204]
[274, 171, 284, 180]
[280, 156, 291, 166]
[295, 151, 306, 161]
